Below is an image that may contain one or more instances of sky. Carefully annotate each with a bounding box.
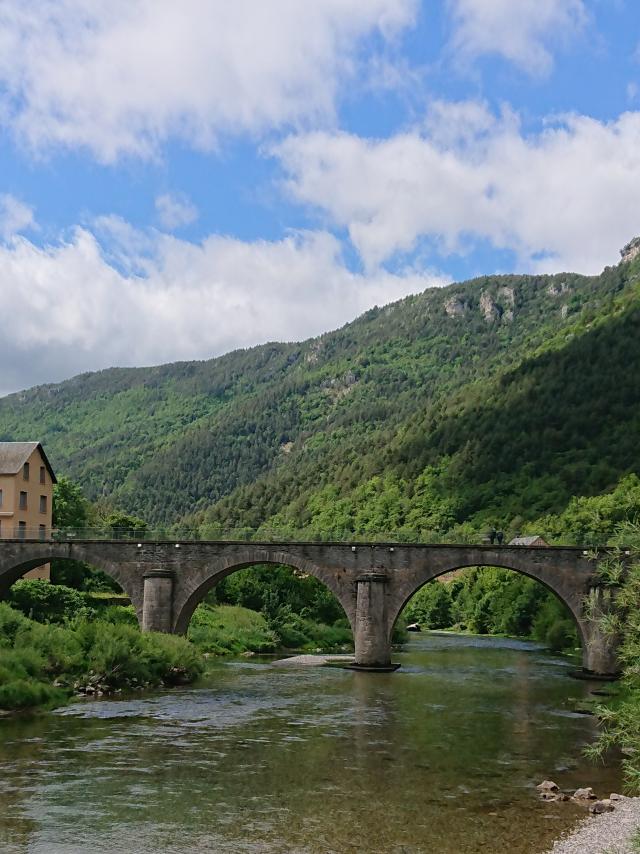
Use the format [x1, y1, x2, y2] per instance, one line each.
[1, 0, 639, 395]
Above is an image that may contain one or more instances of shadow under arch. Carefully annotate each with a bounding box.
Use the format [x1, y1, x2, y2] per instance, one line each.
[0, 547, 146, 627]
[388, 561, 587, 655]
[172, 551, 356, 637]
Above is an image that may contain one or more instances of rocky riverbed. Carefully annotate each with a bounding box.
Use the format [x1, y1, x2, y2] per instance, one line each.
[546, 795, 640, 853]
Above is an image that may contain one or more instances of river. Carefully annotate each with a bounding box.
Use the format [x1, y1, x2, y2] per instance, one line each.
[0, 634, 622, 853]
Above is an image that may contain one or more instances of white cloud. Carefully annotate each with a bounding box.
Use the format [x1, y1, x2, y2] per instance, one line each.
[0, 0, 416, 162]
[275, 102, 640, 274]
[0, 194, 35, 239]
[447, 0, 587, 75]
[155, 193, 198, 230]
[0, 224, 447, 395]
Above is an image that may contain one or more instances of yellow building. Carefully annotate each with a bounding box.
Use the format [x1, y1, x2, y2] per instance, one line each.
[0, 442, 56, 581]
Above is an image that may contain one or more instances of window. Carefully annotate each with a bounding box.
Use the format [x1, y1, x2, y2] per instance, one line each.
[23, 462, 29, 480]
[19, 491, 27, 510]
[39, 524, 46, 542]
[39, 495, 47, 514]
[0, 488, 3, 508]
[40, 466, 46, 485]
[18, 521, 26, 540]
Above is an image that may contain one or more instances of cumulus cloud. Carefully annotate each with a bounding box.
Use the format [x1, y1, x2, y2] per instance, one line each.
[0, 194, 35, 239]
[275, 102, 640, 273]
[0, 224, 447, 395]
[155, 193, 198, 230]
[447, 0, 587, 75]
[0, 0, 416, 161]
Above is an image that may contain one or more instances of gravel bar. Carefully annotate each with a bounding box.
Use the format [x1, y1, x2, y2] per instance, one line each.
[271, 654, 354, 666]
[546, 797, 640, 854]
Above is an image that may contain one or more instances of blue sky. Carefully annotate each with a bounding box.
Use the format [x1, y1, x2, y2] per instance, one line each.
[1, 0, 639, 395]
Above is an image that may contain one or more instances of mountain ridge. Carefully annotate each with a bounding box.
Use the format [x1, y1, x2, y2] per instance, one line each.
[1, 256, 638, 533]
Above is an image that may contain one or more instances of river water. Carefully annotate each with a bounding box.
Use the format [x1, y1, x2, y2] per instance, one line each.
[0, 634, 622, 854]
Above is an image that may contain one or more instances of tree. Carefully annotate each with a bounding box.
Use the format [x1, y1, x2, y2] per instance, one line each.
[104, 511, 147, 536]
[53, 477, 89, 529]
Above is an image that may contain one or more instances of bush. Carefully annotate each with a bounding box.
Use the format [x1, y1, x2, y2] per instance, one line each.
[188, 604, 278, 655]
[532, 596, 579, 652]
[0, 602, 30, 646]
[0, 603, 205, 711]
[0, 646, 66, 709]
[8, 580, 92, 624]
[0, 676, 65, 710]
[404, 583, 453, 629]
[95, 605, 138, 626]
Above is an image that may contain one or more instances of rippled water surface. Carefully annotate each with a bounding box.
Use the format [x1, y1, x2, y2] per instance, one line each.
[0, 634, 622, 853]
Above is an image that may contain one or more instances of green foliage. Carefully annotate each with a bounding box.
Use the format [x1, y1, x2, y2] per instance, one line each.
[102, 511, 147, 536]
[187, 604, 278, 655]
[52, 476, 89, 528]
[404, 583, 453, 629]
[50, 560, 122, 593]
[533, 474, 640, 545]
[215, 564, 347, 626]
[586, 524, 640, 791]
[187, 598, 352, 656]
[0, 601, 204, 711]
[403, 568, 579, 650]
[7, 580, 91, 623]
[531, 597, 578, 652]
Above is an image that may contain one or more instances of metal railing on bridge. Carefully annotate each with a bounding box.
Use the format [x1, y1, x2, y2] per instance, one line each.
[1, 525, 483, 544]
[0, 526, 597, 548]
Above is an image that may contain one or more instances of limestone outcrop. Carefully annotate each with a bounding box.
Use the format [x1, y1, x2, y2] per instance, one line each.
[620, 237, 640, 264]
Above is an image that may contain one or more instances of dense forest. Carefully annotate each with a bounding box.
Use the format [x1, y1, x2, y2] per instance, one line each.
[0, 251, 638, 543]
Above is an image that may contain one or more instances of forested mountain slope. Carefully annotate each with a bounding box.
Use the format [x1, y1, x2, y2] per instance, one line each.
[1, 253, 639, 532]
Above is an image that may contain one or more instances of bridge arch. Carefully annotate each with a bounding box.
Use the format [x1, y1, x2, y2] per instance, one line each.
[389, 561, 588, 649]
[172, 549, 356, 637]
[385, 555, 602, 672]
[0, 545, 146, 626]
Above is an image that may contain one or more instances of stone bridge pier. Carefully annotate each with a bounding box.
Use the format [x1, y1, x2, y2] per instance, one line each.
[0, 540, 622, 678]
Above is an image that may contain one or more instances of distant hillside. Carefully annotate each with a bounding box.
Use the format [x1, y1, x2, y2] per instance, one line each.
[1, 253, 639, 534]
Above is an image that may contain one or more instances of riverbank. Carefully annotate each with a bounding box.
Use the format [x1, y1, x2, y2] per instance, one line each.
[0, 594, 356, 712]
[546, 797, 640, 854]
[0, 602, 204, 711]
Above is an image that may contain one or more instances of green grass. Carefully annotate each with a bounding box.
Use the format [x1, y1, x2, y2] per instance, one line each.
[187, 604, 278, 655]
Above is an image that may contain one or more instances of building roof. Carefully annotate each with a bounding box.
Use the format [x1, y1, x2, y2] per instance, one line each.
[509, 535, 548, 546]
[0, 442, 57, 483]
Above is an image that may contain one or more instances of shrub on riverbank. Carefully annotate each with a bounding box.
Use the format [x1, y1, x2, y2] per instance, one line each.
[0, 603, 204, 711]
[586, 525, 640, 791]
[187, 603, 355, 654]
[8, 579, 92, 624]
[188, 604, 278, 654]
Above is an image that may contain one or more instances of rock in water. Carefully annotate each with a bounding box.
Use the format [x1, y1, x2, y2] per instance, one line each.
[572, 787, 597, 801]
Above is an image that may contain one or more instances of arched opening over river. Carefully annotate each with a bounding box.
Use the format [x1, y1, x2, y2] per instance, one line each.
[0, 552, 143, 623]
[173, 558, 355, 651]
[391, 562, 584, 658]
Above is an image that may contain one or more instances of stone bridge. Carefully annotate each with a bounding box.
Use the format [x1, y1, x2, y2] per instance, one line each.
[0, 539, 619, 675]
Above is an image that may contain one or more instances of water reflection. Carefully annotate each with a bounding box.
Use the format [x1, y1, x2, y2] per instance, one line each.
[0, 635, 621, 853]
